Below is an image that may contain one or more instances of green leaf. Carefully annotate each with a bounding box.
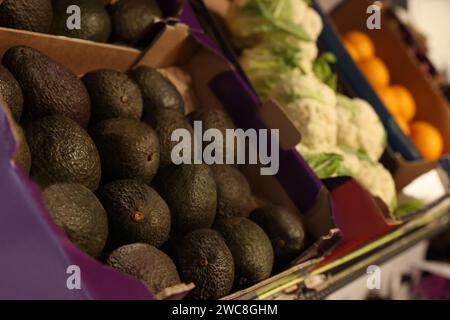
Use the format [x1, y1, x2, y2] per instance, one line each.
[394, 199, 423, 217]
[313, 52, 338, 91]
[303, 153, 351, 179]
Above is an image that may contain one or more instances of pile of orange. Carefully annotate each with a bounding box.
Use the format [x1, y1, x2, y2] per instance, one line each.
[342, 31, 444, 160]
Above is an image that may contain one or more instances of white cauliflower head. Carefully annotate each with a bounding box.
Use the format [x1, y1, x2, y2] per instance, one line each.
[272, 74, 338, 149]
[226, 0, 321, 49]
[336, 95, 387, 162]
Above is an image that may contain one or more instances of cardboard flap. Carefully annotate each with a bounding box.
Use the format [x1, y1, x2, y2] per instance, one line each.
[258, 100, 302, 150]
[393, 154, 439, 192]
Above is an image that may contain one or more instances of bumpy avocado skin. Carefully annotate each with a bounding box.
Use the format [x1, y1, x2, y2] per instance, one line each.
[90, 118, 160, 183]
[211, 165, 254, 219]
[110, 0, 161, 44]
[43, 183, 108, 258]
[0, 65, 23, 122]
[175, 229, 234, 300]
[250, 205, 305, 269]
[143, 107, 192, 167]
[215, 217, 274, 290]
[0, 0, 53, 33]
[97, 179, 171, 250]
[52, 0, 111, 42]
[107, 243, 181, 294]
[2, 46, 91, 127]
[82, 69, 143, 124]
[156, 164, 217, 234]
[25, 115, 101, 190]
[129, 66, 185, 115]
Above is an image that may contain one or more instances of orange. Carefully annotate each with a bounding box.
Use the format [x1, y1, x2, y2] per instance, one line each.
[410, 121, 444, 160]
[394, 116, 411, 136]
[344, 31, 376, 61]
[391, 85, 416, 121]
[359, 57, 390, 87]
[375, 86, 400, 116]
[342, 39, 361, 62]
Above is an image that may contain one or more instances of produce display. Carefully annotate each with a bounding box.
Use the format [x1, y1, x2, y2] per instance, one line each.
[343, 30, 445, 160]
[225, 0, 398, 212]
[0, 40, 308, 299]
[0, 0, 165, 46]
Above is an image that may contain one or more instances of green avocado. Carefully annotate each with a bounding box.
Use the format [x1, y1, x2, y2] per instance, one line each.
[25, 115, 101, 190]
[174, 229, 234, 300]
[215, 217, 274, 290]
[143, 107, 192, 167]
[90, 118, 160, 183]
[156, 164, 217, 234]
[107, 243, 181, 294]
[2, 46, 91, 127]
[82, 69, 143, 124]
[0, 0, 53, 33]
[250, 204, 305, 269]
[43, 183, 108, 258]
[211, 165, 254, 219]
[0, 65, 23, 122]
[109, 0, 161, 45]
[129, 66, 185, 115]
[51, 0, 111, 42]
[97, 179, 171, 250]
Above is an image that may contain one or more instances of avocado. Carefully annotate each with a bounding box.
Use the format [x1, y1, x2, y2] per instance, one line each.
[109, 0, 161, 45]
[250, 205, 305, 269]
[90, 118, 160, 183]
[188, 109, 237, 161]
[97, 180, 170, 250]
[129, 66, 185, 115]
[51, 0, 111, 42]
[0, 0, 53, 33]
[25, 115, 101, 190]
[2, 46, 91, 127]
[156, 164, 217, 234]
[0, 102, 31, 173]
[215, 217, 274, 290]
[143, 107, 192, 167]
[107, 243, 180, 294]
[43, 183, 108, 257]
[175, 229, 234, 300]
[211, 165, 254, 219]
[82, 69, 143, 124]
[0, 65, 23, 122]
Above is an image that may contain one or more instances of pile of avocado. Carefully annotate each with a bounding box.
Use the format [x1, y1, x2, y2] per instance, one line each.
[0, 0, 165, 46]
[0, 44, 307, 300]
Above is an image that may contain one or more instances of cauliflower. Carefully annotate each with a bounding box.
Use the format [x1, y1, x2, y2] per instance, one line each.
[272, 74, 338, 149]
[226, 0, 322, 49]
[336, 95, 387, 162]
[297, 144, 397, 212]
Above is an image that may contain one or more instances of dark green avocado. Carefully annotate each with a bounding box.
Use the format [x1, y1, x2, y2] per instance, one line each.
[89, 118, 160, 183]
[2, 46, 91, 127]
[129, 66, 185, 115]
[109, 0, 161, 45]
[51, 0, 111, 42]
[215, 217, 274, 290]
[156, 164, 217, 234]
[97, 179, 171, 250]
[211, 165, 254, 219]
[250, 205, 305, 269]
[82, 69, 143, 124]
[175, 229, 234, 300]
[0, 65, 23, 122]
[0, 0, 53, 33]
[43, 183, 108, 258]
[107, 243, 181, 294]
[25, 115, 101, 190]
[143, 107, 192, 167]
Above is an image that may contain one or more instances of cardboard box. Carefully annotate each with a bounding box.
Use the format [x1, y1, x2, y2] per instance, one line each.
[0, 18, 342, 299]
